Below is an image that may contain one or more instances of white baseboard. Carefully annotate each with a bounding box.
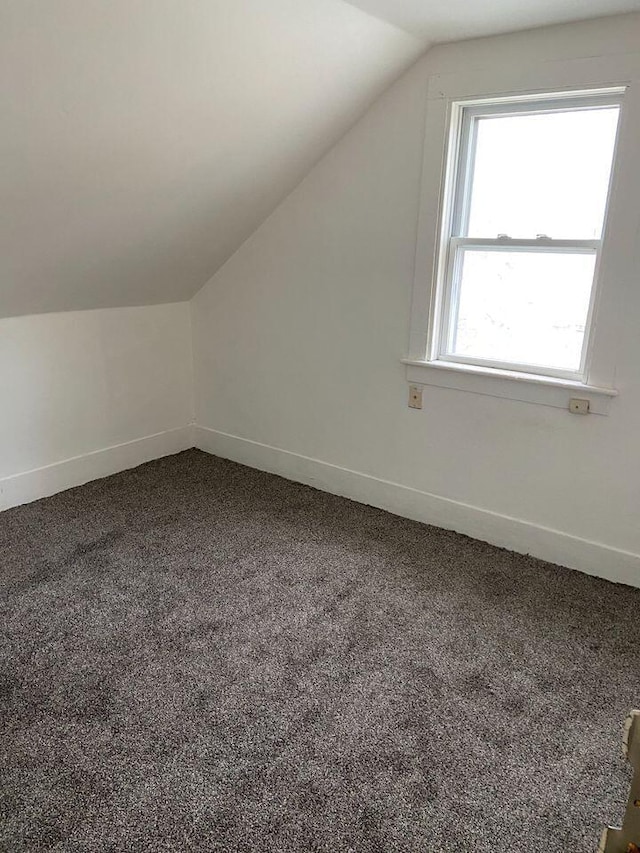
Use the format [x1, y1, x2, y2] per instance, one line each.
[0, 425, 194, 512]
[193, 425, 640, 589]
[4, 422, 638, 589]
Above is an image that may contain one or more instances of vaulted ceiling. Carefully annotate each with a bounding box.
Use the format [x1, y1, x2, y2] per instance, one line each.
[3, 0, 640, 318]
[1, 0, 423, 318]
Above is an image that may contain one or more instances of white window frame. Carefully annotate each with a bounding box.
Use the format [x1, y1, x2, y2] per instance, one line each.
[404, 56, 640, 415]
[434, 90, 622, 382]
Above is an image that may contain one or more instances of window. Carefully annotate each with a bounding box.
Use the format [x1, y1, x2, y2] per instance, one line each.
[431, 89, 622, 382]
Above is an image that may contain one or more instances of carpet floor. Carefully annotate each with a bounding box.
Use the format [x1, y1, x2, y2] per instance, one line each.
[1, 449, 638, 852]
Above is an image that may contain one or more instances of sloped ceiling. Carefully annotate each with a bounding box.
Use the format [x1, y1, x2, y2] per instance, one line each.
[344, 0, 640, 41]
[1, 0, 424, 318]
[6, 2, 639, 320]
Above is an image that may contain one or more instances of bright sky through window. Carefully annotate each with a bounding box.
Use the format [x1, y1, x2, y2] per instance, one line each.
[467, 108, 620, 240]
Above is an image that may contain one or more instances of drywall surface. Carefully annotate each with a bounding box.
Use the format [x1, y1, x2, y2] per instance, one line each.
[1, 0, 422, 318]
[344, 0, 640, 41]
[192, 14, 640, 584]
[0, 303, 193, 504]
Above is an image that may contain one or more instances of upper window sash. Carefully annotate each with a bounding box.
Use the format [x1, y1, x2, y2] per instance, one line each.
[449, 90, 625, 242]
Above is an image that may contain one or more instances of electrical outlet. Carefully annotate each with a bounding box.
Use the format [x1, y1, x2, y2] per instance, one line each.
[408, 384, 423, 410]
[569, 397, 590, 415]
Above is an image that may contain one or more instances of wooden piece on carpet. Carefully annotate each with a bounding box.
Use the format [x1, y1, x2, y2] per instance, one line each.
[599, 711, 640, 853]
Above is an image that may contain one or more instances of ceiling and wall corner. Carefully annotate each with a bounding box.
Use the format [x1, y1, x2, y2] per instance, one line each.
[5, 1, 639, 320]
[1, 0, 425, 319]
[342, 0, 640, 40]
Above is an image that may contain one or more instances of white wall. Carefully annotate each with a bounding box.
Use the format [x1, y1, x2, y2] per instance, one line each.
[191, 14, 640, 587]
[0, 303, 193, 509]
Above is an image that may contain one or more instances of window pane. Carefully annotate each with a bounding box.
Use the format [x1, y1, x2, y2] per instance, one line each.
[466, 107, 620, 239]
[448, 250, 596, 371]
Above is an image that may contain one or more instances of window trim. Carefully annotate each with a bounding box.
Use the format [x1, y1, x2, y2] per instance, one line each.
[432, 89, 624, 383]
[405, 55, 638, 415]
[401, 357, 618, 416]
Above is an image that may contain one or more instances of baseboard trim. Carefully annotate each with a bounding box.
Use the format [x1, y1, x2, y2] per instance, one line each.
[4, 423, 637, 589]
[0, 426, 194, 511]
[193, 425, 640, 589]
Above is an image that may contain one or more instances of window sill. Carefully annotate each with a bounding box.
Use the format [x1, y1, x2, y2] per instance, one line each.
[401, 358, 617, 415]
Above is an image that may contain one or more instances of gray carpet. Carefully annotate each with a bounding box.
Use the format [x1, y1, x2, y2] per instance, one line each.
[1, 450, 638, 852]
